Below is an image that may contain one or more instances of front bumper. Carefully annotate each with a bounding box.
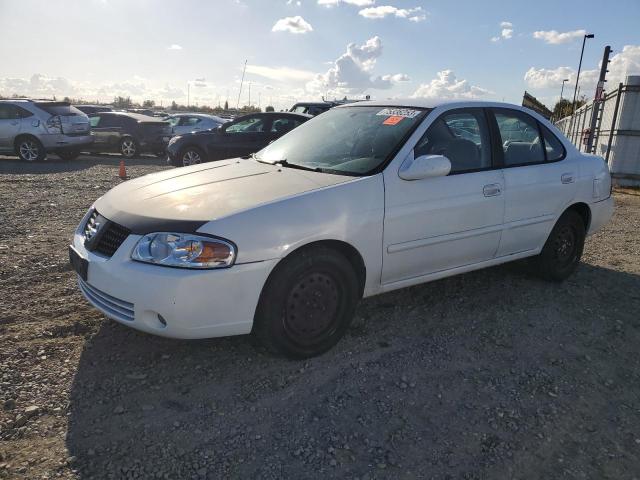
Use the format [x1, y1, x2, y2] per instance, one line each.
[40, 133, 93, 151]
[72, 230, 277, 339]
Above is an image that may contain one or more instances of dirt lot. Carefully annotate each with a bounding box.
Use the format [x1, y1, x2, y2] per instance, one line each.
[0, 154, 639, 479]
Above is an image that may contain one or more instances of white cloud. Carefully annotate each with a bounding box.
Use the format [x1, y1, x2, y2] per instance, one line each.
[412, 70, 490, 99]
[306, 36, 409, 94]
[524, 45, 640, 94]
[167, 44, 183, 50]
[246, 65, 316, 82]
[524, 66, 574, 89]
[318, 0, 374, 6]
[272, 15, 313, 34]
[358, 5, 427, 22]
[491, 21, 513, 42]
[532, 29, 586, 45]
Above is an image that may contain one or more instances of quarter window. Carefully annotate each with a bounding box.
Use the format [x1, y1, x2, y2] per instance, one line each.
[540, 125, 565, 162]
[415, 109, 491, 174]
[493, 109, 544, 166]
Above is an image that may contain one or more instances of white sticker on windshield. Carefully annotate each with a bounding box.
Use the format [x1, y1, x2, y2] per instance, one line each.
[376, 108, 421, 119]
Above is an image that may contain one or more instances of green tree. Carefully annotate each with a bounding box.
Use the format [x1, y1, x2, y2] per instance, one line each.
[265, 105, 275, 112]
[142, 99, 155, 108]
[113, 96, 132, 109]
[224, 100, 229, 111]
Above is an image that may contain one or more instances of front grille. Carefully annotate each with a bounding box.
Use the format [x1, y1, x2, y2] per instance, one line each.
[78, 277, 134, 322]
[93, 222, 130, 256]
[83, 210, 130, 257]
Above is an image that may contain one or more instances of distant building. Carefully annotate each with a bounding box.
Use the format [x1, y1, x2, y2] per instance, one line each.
[522, 91, 552, 119]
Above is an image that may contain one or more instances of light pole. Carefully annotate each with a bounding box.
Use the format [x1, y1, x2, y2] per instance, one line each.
[571, 33, 594, 114]
[559, 78, 569, 119]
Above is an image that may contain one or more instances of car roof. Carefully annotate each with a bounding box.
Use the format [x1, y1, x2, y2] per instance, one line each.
[336, 98, 532, 111]
[234, 112, 312, 120]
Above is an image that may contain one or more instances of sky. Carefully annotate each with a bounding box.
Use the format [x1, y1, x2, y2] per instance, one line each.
[0, 0, 639, 111]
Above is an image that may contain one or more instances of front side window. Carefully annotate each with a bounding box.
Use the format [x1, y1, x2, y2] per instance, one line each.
[89, 115, 101, 127]
[225, 117, 265, 133]
[415, 108, 491, 174]
[164, 116, 179, 127]
[493, 109, 544, 166]
[256, 106, 428, 175]
[180, 116, 201, 127]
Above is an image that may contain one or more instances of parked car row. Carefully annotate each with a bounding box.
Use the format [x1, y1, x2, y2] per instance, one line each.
[0, 99, 312, 163]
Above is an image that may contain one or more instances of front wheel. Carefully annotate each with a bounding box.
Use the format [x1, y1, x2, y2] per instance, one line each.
[253, 246, 360, 358]
[180, 147, 205, 167]
[532, 210, 586, 282]
[120, 138, 137, 158]
[16, 137, 45, 162]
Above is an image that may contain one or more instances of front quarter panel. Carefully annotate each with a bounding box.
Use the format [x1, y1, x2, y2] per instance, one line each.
[197, 174, 385, 296]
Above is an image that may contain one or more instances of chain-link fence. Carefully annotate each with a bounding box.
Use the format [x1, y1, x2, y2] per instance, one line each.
[555, 76, 640, 185]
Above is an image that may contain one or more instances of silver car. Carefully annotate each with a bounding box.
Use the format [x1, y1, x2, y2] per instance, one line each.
[0, 100, 92, 161]
[164, 113, 228, 136]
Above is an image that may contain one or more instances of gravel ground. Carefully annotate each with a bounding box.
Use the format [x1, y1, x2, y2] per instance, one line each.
[1, 154, 639, 479]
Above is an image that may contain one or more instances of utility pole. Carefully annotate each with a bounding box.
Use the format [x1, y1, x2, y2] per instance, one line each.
[187, 83, 190, 107]
[236, 60, 247, 111]
[586, 45, 612, 153]
[248, 82, 251, 108]
[559, 78, 569, 119]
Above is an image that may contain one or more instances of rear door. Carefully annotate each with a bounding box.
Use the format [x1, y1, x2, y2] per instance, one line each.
[0, 104, 23, 150]
[218, 115, 272, 159]
[89, 114, 122, 151]
[490, 108, 578, 256]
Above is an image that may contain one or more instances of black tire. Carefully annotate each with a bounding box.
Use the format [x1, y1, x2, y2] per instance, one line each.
[56, 149, 81, 161]
[253, 246, 360, 358]
[179, 146, 206, 167]
[15, 136, 46, 162]
[120, 137, 137, 158]
[532, 210, 586, 282]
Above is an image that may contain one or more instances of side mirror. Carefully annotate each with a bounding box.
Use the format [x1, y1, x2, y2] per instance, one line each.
[399, 154, 451, 180]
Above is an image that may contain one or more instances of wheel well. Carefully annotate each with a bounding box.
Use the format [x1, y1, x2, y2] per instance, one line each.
[13, 134, 39, 152]
[282, 240, 367, 297]
[565, 203, 591, 231]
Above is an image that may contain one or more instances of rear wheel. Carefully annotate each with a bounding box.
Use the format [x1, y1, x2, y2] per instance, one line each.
[180, 146, 205, 167]
[120, 137, 137, 158]
[253, 246, 360, 358]
[16, 136, 45, 162]
[56, 149, 81, 161]
[532, 210, 586, 282]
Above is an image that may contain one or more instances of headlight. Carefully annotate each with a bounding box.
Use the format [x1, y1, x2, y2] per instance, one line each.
[168, 136, 180, 147]
[131, 233, 236, 269]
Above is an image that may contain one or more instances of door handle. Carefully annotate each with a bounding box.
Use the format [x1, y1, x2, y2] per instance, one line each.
[561, 173, 575, 184]
[483, 184, 502, 197]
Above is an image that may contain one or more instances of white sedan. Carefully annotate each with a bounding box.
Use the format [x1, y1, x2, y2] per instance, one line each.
[70, 99, 614, 358]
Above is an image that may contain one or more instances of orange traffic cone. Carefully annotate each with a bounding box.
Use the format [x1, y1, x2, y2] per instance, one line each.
[118, 160, 127, 180]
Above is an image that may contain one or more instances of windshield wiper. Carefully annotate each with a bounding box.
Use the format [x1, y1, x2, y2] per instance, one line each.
[271, 159, 324, 173]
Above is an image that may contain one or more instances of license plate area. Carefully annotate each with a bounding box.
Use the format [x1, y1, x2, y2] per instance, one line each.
[69, 245, 88, 281]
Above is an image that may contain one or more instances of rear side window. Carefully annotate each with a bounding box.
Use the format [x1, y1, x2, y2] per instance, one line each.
[35, 102, 84, 117]
[179, 116, 201, 126]
[415, 108, 492, 174]
[0, 104, 22, 119]
[493, 109, 544, 167]
[540, 125, 565, 162]
[271, 117, 302, 133]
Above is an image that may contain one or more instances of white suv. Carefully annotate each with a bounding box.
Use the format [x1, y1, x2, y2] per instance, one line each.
[0, 100, 92, 161]
[70, 100, 614, 358]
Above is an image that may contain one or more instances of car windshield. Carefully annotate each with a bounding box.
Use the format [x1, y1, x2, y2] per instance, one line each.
[255, 106, 429, 175]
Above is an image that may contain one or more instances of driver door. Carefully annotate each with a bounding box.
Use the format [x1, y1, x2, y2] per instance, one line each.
[382, 108, 505, 284]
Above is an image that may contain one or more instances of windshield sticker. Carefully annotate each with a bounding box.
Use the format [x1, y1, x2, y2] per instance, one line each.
[376, 108, 421, 119]
[382, 115, 404, 126]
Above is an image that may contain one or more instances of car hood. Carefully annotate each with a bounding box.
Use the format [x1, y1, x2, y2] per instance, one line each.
[94, 159, 353, 234]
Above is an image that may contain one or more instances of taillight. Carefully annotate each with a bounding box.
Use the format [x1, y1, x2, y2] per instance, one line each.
[46, 115, 62, 134]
